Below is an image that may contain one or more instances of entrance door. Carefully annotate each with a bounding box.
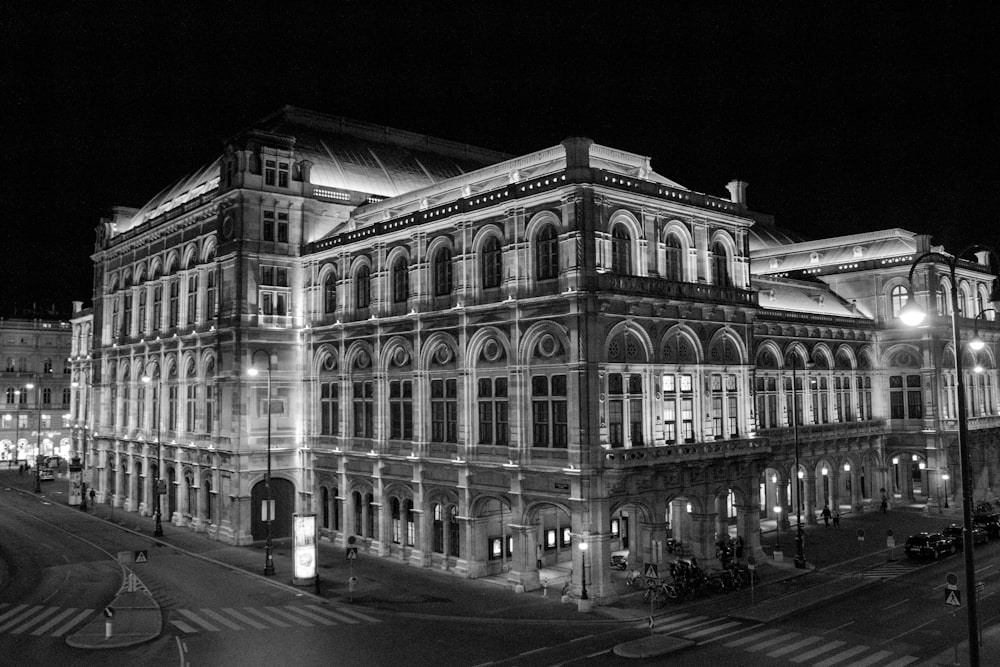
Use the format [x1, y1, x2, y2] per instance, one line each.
[251, 478, 294, 540]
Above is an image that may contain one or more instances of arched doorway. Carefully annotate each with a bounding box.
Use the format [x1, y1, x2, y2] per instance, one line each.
[251, 477, 294, 540]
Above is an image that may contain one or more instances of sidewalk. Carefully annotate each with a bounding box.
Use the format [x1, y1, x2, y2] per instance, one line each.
[6, 470, 1000, 664]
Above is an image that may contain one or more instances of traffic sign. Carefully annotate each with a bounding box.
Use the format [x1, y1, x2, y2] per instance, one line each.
[856, 529, 865, 542]
[946, 572, 959, 588]
[346, 546, 358, 560]
[977, 581, 986, 593]
[644, 562, 659, 580]
[945, 589, 961, 606]
[134, 549, 148, 563]
[103, 606, 115, 618]
[746, 555, 757, 570]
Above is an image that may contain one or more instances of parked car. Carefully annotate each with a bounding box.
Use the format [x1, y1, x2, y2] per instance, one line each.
[904, 532, 958, 559]
[610, 550, 629, 570]
[942, 524, 989, 549]
[38, 468, 55, 482]
[973, 513, 1000, 538]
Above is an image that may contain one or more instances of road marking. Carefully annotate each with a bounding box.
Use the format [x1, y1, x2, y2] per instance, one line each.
[684, 620, 743, 638]
[569, 634, 593, 643]
[851, 649, 893, 666]
[52, 609, 93, 637]
[813, 644, 869, 667]
[725, 627, 782, 647]
[31, 608, 77, 635]
[700, 622, 764, 644]
[282, 606, 336, 626]
[242, 606, 291, 627]
[0, 605, 44, 633]
[881, 656, 919, 667]
[654, 615, 709, 632]
[177, 609, 221, 632]
[882, 598, 909, 610]
[746, 632, 800, 652]
[825, 620, 854, 634]
[198, 608, 243, 630]
[324, 604, 380, 623]
[220, 608, 269, 629]
[789, 640, 846, 663]
[0, 604, 28, 623]
[303, 605, 360, 625]
[170, 620, 198, 634]
[767, 635, 823, 657]
[267, 606, 314, 627]
[883, 618, 935, 644]
[10, 606, 58, 634]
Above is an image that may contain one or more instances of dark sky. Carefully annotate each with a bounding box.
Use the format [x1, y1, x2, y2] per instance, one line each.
[2, 2, 997, 314]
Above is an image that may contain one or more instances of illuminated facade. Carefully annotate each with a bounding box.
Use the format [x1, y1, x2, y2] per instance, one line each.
[88, 107, 999, 604]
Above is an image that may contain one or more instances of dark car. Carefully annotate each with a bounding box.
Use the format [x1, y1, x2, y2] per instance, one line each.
[973, 513, 1000, 538]
[904, 532, 958, 559]
[942, 524, 989, 549]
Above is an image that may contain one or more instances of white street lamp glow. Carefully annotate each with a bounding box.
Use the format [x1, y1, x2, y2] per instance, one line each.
[899, 298, 926, 327]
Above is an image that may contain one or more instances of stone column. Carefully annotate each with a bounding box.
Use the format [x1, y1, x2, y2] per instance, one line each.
[774, 477, 791, 529]
[688, 512, 717, 561]
[803, 474, 817, 525]
[506, 524, 540, 592]
[850, 465, 864, 511]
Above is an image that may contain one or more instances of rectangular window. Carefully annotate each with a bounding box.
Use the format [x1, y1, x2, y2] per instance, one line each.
[431, 378, 457, 443]
[205, 383, 214, 434]
[906, 374, 923, 419]
[168, 385, 178, 431]
[352, 381, 373, 438]
[278, 162, 289, 188]
[321, 381, 339, 436]
[389, 380, 413, 440]
[663, 397, 676, 443]
[477, 377, 508, 445]
[263, 211, 275, 241]
[265, 160, 276, 186]
[186, 385, 197, 433]
[681, 397, 694, 441]
[169, 280, 180, 328]
[531, 374, 567, 448]
[277, 212, 289, 242]
[187, 275, 198, 325]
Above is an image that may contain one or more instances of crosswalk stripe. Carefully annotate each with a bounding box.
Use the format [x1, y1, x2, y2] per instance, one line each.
[814, 644, 869, 667]
[851, 649, 893, 667]
[303, 605, 360, 624]
[221, 608, 269, 629]
[655, 615, 709, 632]
[198, 608, 244, 630]
[323, 604, 380, 623]
[684, 620, 743, 639]
[243, 607, 291, 628]
[767, 635, 823, 657]
[0, 605, 44, 633]
[725, 627, 782, 647]
[267, 606, 314, 627]
[10, 606, 58, 633]
[31, 608, 77, 636]
[746, 632, 800, 652]
[170, 620, 198, 634]
[52, 609, 93, 637]
[0, 604, 26, 623]
[790, 640, 846, 663]
[881, 656, 919, 667]
[281, 606, 336, 626]
[177, 609, 221, 632]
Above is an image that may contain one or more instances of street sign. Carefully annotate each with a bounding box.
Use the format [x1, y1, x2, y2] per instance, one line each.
[946, 572, 959, 588]
[887, 537, 895, 548]
[644, 562, 659, 580]
[103, 606, 115, 618]
[945, 589, 961, 606]
[117, 550, 134, 565]
[134, 549, 148, 563]
[747, 555, 757, 571]
[856, 529, 865, 542]
[346, 546, 358, 560]
[977, 581, 986, 593]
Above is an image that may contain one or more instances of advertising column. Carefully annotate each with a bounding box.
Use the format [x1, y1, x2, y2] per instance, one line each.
[293, 513, 318, 586]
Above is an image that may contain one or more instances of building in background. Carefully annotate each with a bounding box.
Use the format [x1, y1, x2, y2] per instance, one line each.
[68, 302, 95, 474]
[87, 107, 999, 604]
[0, 313, 74, 465]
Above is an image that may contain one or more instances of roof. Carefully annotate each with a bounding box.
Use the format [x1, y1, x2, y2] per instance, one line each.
[751, 228, 920, 275]
[752, 275, 869, 319]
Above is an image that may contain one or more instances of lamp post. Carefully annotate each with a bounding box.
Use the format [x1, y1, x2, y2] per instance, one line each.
[942, 473, 950, 510]
[12, 389, 20, 466]
[899, 243, 1000, 667]
[141, 373, 164, 537]
[248, 350, 276, 576]
[773, 506, 782, 551]
[26, 380, 42, 493]
[789, 353, 808, 569]
[578, 540, 589, 600]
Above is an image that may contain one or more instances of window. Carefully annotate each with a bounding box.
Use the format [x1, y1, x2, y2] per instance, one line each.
[389, 380, 413, 439]
[531, 374, 568, 447]
[448, 506, 459, 557]
[168, 382, 178, 431]
[784, 375, 803, 427]
[264, 160, 288, 187]
[138, 289, 147, 334]
[608, 373, 643, 447]
[186, 383, 197, 433]
[278, 162, 289, 188]
[889, 375, 922, 419]
[43, 358, 53, 374]
[611, 225, 631, 274]
[711, 241, 731, 287]
[152, 284, 162, 331]
[433, 504, 444, 553]
[392, 258, 409, 303]
[708, 373, 739, 438]
[261, 266, 289, 317]
[206, 271, 216, 321]
[187, 275, 198, 325]
[324, 273, 338, 315]
[536, 225, 558, 280]
[356, 266, 371, 310]
[433, 247, 453, 296]
[62, 387, 71, 404]
[482, 237, 502, 289]
[391, 498, 401, 544]
[121, 291, 132, 337]
[263, 211, 275, 241]
[890, 285, 908, 319]
[352, 381, 373, 437]
[277, 212, 288, 242]
[665, 234, 683, 281]
[43, 387, 52, 405]
[860, 377, 873, 420]
[834, 376, 854, 422]
[169, 279, 180, 328]
[664, 374, 695, 441]
[321, 381, 339, 435]
[477, 377, 508, 445]
[121, 383, 130, 428]
[431, 378, 457, 442]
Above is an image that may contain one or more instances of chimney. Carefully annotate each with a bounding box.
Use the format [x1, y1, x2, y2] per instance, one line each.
[726, 180, 748, 212]
[73, 301, 83, 314]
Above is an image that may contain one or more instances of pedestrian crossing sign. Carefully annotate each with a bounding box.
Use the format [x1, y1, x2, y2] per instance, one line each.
[644, 563, 658, 580]
[945, 589, 961, 607]
[134, 550, 148, 563]
[346, 546, 358, 560]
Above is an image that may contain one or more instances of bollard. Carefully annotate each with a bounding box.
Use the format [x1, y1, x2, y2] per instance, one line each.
[542, 579, 548, 597]
[105, 619, 112, 639]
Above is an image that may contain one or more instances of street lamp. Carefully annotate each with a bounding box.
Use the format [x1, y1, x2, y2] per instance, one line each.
[578, 540, 589, 600]
[141, 373, 164, 537]
[248, 349, 276, 576]
[25, 380, 42, 493]
[899, 243, 1000, 667]
[788, 353, 808, 569]
[942, 473, 950, 510]
[773, 505, 782, 550]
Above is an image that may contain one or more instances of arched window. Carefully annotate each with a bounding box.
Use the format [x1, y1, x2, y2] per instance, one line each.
[391, 497, 401, 543]
[890, 285, 908, 318]
[356, 266, 371, 310]
[481, 237, 502, 289]
[711, 241, 731, 287]
[611, 225, 631, 274]
[392, 257, 409, 303]
[664, 234, 683, 281]
[322, 487, 331, 529]
[324, 273, 338, 315]
[433, 247, 453, 296]
[63, 387, 71, 404]
[535, 224, 559, 281]
[5, 387, 14, 403]
[432, 503, 444, 553]
[448, 505, 460, 557]
[937, 283, 949, 316]
[43, 387, 52, 405]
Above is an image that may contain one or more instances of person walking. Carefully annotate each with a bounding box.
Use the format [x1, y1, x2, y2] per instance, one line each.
[821, 504, 832, 527]
[832, 511, 840, 528]
[880, 493, 888, 513]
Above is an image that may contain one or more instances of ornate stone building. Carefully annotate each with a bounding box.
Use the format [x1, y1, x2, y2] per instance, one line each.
[87, 107, 999, 605]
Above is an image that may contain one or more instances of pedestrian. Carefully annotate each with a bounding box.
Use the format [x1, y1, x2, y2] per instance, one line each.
[821, 504, 832, 527]
[833, 511, 840, 528]
[880, 493, 888, 513]
[734, 535, 744, 560]
[89, 487, 96, 505]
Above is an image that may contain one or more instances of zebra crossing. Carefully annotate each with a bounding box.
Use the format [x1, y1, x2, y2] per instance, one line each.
[640, 612, 919, 666]
[0, 603, 95, 637]
[859, 559, 921, 579]
[168, 603, 381, 634]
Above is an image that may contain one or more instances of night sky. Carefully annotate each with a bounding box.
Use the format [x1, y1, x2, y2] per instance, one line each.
[2, 2, 996, 315]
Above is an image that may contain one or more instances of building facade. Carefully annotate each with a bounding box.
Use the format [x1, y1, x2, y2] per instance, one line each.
[87, 107, 999, 604]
